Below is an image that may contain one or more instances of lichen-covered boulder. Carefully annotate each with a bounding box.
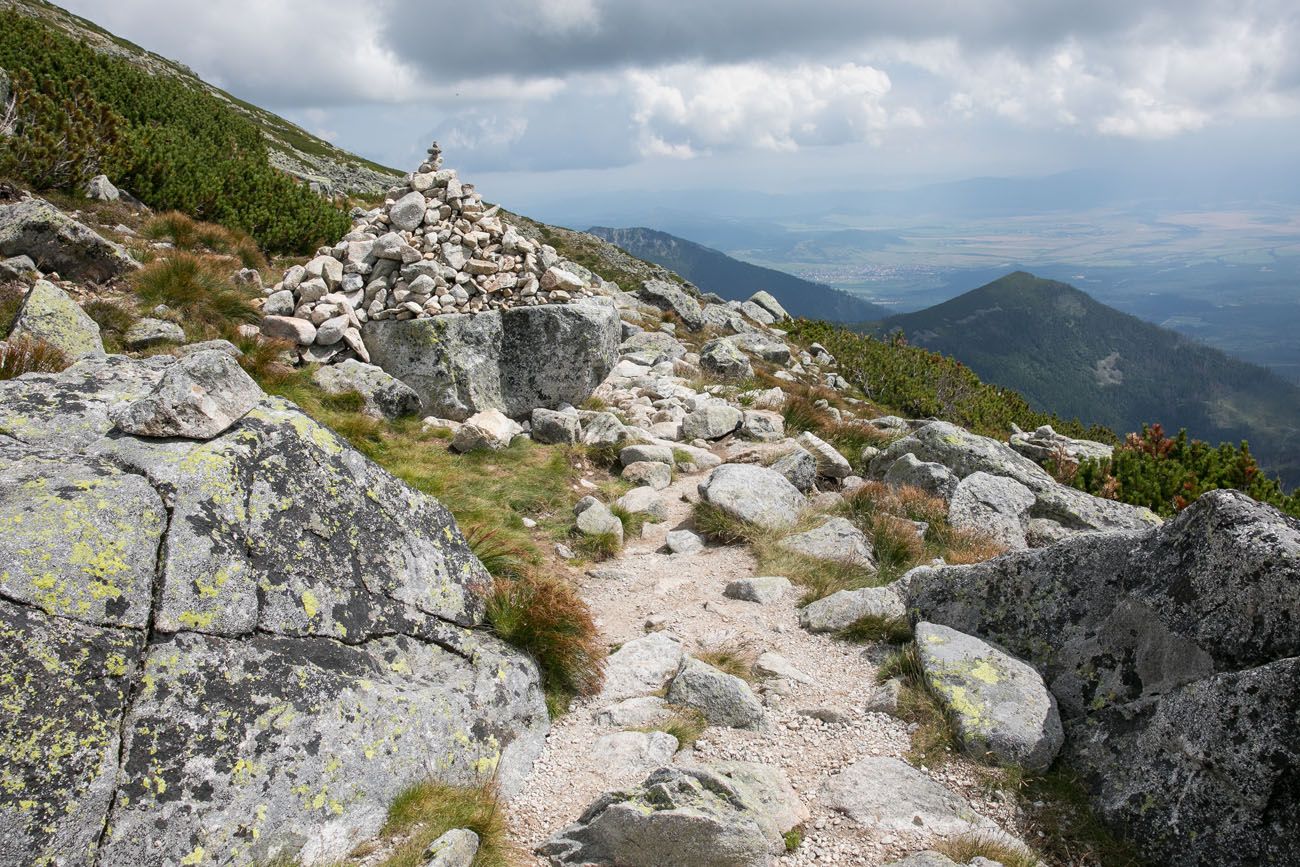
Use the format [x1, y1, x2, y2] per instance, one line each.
[7, 279, 104, 358]
[110, 349, 262, 439]
[947, 471, 1035, 550]
[699, 338, 753, 379]
[311, 358, 421, 419]
[667, 658, 764, 729]
[540, 763, 805, 866]
[0, 354, 548, 866]
[906, 490, 1300, 864]
[822, 756, 1001, 838]
[869, 421, 1158, 534]
[636, 278, 706, 331]
[915, 623, 1063, 771]
[363, 303, 619, 420]
[0, 196, 139, 281]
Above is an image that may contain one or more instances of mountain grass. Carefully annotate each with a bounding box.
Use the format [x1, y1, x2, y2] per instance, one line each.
[0, 334, 69, 379]
[373, 779, 523, 867]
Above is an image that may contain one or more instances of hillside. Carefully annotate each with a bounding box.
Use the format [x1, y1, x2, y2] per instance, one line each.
[589, 225, 889, 322]
[877, 271, 1300, 487]
[0, 0, 400, 195]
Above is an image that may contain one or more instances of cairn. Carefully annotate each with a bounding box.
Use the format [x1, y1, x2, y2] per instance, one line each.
[262, 142, 605, 364]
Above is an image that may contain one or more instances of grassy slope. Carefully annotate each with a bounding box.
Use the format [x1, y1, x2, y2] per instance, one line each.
[0, 0, 400, 185]
[877, 271, 1300, 487]
[589, 225, 891, 322]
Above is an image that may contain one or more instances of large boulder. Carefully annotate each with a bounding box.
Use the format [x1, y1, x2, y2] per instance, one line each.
[947, 471, 1035, 550]
[0, 354, 548, 867]
[882, 452, 959, 500]
[777, 517, 874, 566]
[597, 632, 686, 702]
[798, 586, 905, 633]
[699, 338, 753, 379]
[122, 317, 185, 350]
[363, 303, 619, 420]
[7, 279, 104, 358]
[822, 756, 1001, 838]
[540, 763, 805, 866]
[869, 421, 1158, 534]
[636, 279, 706, 331]
[110, 349, 262, 439]
[1009, 424, 1113, 465]
[0, 197, 139, 281]
[747, 291, 789, 321]
[698, 464, 805, 532]
[905, 490, 1300, 864]
[915, 623, 1063, 772]
[682, 403, 743, 440]
[796, 431, 852, 479]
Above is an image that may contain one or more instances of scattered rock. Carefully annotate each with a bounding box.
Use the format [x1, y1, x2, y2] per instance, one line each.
[261, 314, 317, 345]
[620, 443, 675, 466]
[777, 517, 874, 566]
[798, 586, 905, 634]
[948, 471, 1035, 550]
[864, 679, 905, 715]
[667, 528, 705, 554]
[883, 452, 959, 500]
[682, 404, 743, 440]
[451, 409, 523, 452]
[771, 448, 818, 493]
[597, 632, 686, 702]
[616, 486, 668, 523]
[594, 696, 670, 727]
[724, 576, 792, 605]
[589, 730, 679, 775]
[747, 291, 789, 321]
[312, 359, 422, 420]
[84, 175, 120, 202]
[110, 349, 262, 439]
[667, 658, 764, 729]
[574, 499, 624, 545]
[699, 338, 754, 379]
[540, 763, 804, 867]
[740, 410, 785, 442]
[120, 317, 184, 350]
[531, 407, 582, 444]
[637, 279, 706, 331]
[624, 460, 672, 491]
[423, 828, 480, 867]
[0, 196, 139, 281]
[823, 756, 1000, 837]
[698, 464, 805, 532]
[915, 622, 1063, 771]
[1010, 423, 1113, 465]
[754, 652, 812, 684]
[796, 431, 852, 479]
[364, 303, 620, 420]
[581, 412, 632, 447]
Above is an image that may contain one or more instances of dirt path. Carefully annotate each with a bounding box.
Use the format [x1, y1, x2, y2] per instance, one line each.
[505, 468, 1023, 865]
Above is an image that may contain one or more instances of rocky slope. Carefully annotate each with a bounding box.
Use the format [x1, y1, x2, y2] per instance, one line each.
[0, 0, 401, 195]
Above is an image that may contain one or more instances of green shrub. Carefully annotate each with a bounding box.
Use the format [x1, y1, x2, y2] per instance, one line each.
[1074, 423, 1300, 518]
[0, 12, 350, 253]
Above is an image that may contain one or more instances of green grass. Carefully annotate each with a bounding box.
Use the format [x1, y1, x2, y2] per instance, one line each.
[132, 253, 260, 340]
[82, 298, 135, 352]
[0, 284, 25, 335]
[374, 780, 522, 867]
[573, 530, 622, 561]
[608, 502, 647, 539]
[783, 827, 805, 853]
[876, 644, 962, 768]
[694, 646, 757, 682]
[1016, 770, 1148, 866]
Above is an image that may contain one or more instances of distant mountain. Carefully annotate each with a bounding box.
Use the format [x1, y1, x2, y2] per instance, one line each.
[588, 226, 889, 323]
[877, 272, 1300, 487]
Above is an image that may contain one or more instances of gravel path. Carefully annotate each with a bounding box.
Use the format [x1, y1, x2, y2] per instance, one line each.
[504, 468, 1028, 865]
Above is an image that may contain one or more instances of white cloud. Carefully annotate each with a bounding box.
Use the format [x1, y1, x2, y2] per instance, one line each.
[626, 62, 907, 157]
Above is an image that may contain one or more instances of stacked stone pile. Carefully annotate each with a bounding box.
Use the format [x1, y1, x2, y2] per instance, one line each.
[261, 142, 606, 364]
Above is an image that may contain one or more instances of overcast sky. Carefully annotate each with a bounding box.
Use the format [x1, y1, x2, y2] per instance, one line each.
[62, 0, 1300, 216]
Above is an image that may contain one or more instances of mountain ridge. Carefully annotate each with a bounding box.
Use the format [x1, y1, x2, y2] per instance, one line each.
[588, 225, 889, 323]
[876, 271, 1300, 487]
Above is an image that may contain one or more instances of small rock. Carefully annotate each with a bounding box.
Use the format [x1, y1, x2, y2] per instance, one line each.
[422, 828, 479, 867]
[451, 410, 523, 452]
[666, 529, 705, 554]
[667, 658, 764, 729]
[724, 576, 792, 604]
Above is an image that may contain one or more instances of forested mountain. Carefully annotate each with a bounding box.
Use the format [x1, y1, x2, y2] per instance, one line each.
[877, 271, 1300, 486]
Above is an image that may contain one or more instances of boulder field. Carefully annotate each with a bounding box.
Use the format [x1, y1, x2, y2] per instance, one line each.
[0, 353, 548, 866]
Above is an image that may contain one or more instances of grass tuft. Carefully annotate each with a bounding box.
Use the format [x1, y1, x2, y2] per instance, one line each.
[0, 284, 25, 335]
[573, 530, 622, 561]
[836, 613, 914, 645]
[132, 253, 260, 339]
[876, 643, 961, 767]
[377, 779, 523, 867]
[934, 834, 1039, 867]
[486, 572, 604, 717]
[690, 501, 757, 545]
[82, 299, 136, 352]
[783, 827, 805, 853]
[0, 335, 70, 380]
[635, 706, 707, 750]
[694, 645, 758, 682]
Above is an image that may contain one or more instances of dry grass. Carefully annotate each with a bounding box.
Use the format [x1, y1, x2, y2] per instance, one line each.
[935, 834, 1040, 867]
[487, 572, 605, 718]
[373, 779, 523, 867]
[635, 706, 707, 749]
[695, 645, 759, 682]
[143, 211, 266, 269]
[0, 334, 70, 379]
